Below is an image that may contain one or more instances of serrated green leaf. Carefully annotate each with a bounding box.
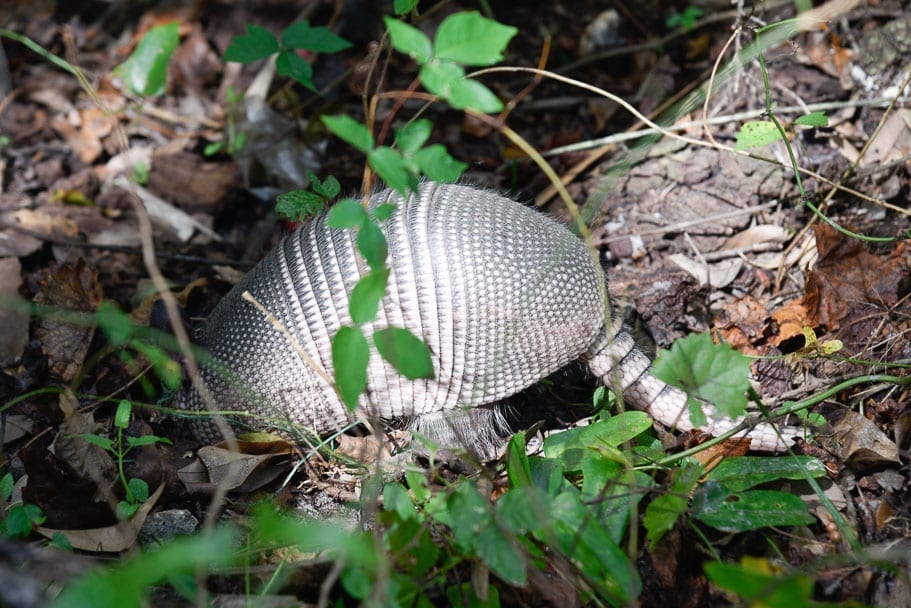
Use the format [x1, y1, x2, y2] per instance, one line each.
[128, 477, 149, 502]
[794, 111, 828, 127]
[433, 11, 517, 66]
[114, 399, 131, 429]
[224, 24, 279, 63]
[383, 17, 433, 64]
[374, 327, 434, 379]
[349, 268, 389, 324]
[448, 77, 503, 112]
[309, 173, 340, 199]
[327, 198, 368, 228]
[705, 455, 826, 491]
[332, 325, 370, 410]
[275, 50, 315, 91]
[692, 482, 815, 532]
[115, 22, 180, 96]
[368, 146, 416, 196]
[281, 21, 352, 53]
[734, 120, 785, 150]
[275, 189, 325, 222]
[413, 144, 467, 182]
[322, 115, 374, 152]
[652, 333, 752, 421]
[418, 60, 465, 99]
[356, 220, 388, 270]
[395, 119, 432, 153]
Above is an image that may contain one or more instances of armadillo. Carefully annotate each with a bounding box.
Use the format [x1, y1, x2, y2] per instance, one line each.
[179, 182, 803, 453]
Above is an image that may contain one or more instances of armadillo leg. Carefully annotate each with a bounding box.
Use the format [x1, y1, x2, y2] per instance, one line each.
[583, 326, 798, 452]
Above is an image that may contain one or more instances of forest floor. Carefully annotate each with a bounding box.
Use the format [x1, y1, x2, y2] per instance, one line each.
[1, 0, 910, 606]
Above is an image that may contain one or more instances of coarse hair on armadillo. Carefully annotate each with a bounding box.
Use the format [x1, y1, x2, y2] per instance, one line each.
[179, 181, 802, 456]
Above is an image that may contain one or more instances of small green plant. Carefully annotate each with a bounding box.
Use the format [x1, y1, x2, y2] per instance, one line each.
[274, 171, 340, 222]
[78, 400, 172, 519]
[223, 20, 353, 92]
[203, 88, 248, 156]
[734, 110, 829, 151]
[666, 6, 704, 31]
[0, 472, 46, 538]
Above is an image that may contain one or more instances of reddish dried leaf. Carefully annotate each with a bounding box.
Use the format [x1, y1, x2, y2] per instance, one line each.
[771, 299, 812, 346]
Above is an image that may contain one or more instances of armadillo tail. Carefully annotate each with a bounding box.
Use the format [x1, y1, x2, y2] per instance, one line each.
[584, 326, 800, 452]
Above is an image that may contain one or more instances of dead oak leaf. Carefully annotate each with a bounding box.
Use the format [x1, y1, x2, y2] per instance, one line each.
[803, 223, 911, 333]
[33, 260, 103, 382]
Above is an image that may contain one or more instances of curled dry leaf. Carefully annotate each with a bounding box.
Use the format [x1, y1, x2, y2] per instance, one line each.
[33, 260, 103, 382]
[817, 410, 900, 471]
[178, 442, 292, 494]
[36, 483, 165, 553]
[0, 257, 28, 366]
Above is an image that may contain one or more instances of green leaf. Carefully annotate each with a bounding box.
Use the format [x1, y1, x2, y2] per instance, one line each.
[78, 434, 114, 451]
[705, 558, 816, 606]
[322, 115, 374, 152]
[97, 301, 133, 345]
[275, 189, 325, 222]
[281, 21, 352, 53]
[413, 144, 467, 182]
[374, 327, 434, 379]
[383, 17, 433, 64]
[128, 477, 149, 503]
[705, 455, 827, 491]
[543, 411, 652, 470]
[275, 50, 315, 91]
[52, 527, 239, 608]
[395, 119, 432, 154]
[448, 78, 503, 112]
[794, 111, 828, 127]
[126, 434, 171, 448]
[327, 198, 368, 228]
[356, 220, 388, 270]
[372, 203, 397, 221]
[644, 460, 703, 548]
[506, 432, 533, 488]
[433, 11, 517, 66]
[332, 326, 370, 410]
[5, 503, 45, 537]
[115, 22, 180, 96]
[652, 333, 753, 422]
[309, 172, 341, 199]
[0, 473, 12, 501]
[419, 60, 465, 100]
[394, 0, 419, 14]
[734, 120, 785, 150]
[224, 24, 279, 63]
[349, 268, 390, 324]
[476, 523, 526, 586]
[368, 147, 416, 196]
[692, 482, 816, 532]
[114, 399, 131, 429]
